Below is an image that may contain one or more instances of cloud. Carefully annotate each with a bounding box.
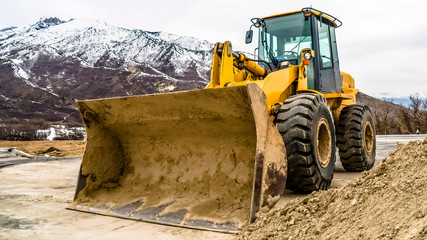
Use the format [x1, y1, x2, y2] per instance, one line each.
[1, 0, 426, 97]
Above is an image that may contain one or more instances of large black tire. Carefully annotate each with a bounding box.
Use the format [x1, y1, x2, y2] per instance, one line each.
[337, 105, 376, 171]
[276, 93, 336, 193]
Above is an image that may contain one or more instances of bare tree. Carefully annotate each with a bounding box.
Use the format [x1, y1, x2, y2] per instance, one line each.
[409, 93, 423, 115]
[400, 109, 412, 134]
[422, 93, 427, 133]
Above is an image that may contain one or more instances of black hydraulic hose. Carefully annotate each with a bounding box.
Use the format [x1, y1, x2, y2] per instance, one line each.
[247, 58, 273, 72]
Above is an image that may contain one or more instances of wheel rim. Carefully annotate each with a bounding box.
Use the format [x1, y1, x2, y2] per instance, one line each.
[364, 121, 374, 156]
[316, 118, 332, 168]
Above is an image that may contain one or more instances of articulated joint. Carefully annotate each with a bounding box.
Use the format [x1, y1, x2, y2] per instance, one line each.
[269, 103, 282, 116]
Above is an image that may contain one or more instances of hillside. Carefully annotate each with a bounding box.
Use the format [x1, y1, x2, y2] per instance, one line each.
[357, 92, 426, 134]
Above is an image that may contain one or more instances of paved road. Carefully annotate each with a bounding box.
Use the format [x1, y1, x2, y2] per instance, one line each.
[0, 134, 425, 239]
[0, 148, 81, 168]
[375, 134, 425, 160]
[0, 148, 27, 167]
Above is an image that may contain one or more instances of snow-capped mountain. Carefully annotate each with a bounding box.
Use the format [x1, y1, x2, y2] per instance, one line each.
[0, 17, 214, 124]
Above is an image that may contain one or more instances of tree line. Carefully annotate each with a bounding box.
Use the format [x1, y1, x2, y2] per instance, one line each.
[369, 93, 427, 135]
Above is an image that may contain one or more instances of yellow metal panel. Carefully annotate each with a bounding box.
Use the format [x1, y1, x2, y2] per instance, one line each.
[340, 71, 355, 89]
[309, 9, 336, 24]
[257, 66, 298, 110]
[296, 49, 314, 92]
[207, 42, 236, 88]
[263, 9, 337, 27]
[263, 10, 302, 19]
[297, 89, 322, 95]
[338, 71, 358, 104]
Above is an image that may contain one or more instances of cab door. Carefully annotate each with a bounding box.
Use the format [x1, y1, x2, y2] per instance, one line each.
[312, 18, 341, 93]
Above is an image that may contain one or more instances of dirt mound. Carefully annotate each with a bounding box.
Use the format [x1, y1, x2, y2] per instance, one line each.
[239, 137, 427, 240]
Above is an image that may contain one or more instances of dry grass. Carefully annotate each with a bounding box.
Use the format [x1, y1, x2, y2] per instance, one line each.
[0, 140, 85, 157]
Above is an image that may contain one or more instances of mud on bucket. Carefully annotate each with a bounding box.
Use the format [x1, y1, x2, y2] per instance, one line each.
[68, 83, 286, 232]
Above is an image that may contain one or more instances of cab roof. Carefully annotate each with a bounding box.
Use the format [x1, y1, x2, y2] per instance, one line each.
[263, 8, 342, 28]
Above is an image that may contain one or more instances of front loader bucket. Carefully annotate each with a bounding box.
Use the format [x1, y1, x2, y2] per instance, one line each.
[68, 83, 286, 232]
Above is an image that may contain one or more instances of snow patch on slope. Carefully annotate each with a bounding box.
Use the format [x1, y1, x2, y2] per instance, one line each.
[0, 17, 213, 94]
[0, 18, 213, 69]
[10, 59, 30, 80]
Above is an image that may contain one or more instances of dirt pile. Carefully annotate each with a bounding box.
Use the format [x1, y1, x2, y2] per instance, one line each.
[239, 137, 427, 240]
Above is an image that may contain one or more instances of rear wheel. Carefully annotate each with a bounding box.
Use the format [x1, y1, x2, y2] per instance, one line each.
[276, 93, 336, 193]
[337, 105, 376, 171]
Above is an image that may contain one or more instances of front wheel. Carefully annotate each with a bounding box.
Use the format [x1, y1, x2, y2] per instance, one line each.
[276, 93, 336, 193]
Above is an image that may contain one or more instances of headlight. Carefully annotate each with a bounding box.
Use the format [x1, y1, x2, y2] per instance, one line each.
[304, 52, 312, 60]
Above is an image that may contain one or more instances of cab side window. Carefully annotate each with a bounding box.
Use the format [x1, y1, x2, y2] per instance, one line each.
[317, 21, 332, 68]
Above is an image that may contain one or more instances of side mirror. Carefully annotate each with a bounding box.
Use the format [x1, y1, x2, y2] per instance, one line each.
[245, 30, 253, 44]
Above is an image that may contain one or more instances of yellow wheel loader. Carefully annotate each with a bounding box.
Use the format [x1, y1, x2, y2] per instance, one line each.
[69, 8, 376, 232]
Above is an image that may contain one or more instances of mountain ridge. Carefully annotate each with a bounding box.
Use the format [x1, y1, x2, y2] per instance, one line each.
[0, 17, 214, 125]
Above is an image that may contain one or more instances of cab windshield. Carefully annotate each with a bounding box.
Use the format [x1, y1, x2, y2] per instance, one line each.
[259, 13, 312, 66]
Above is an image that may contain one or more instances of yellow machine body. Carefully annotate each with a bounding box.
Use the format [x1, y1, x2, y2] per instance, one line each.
[206, 41, 358, 123]
[69, 8, 359, 233]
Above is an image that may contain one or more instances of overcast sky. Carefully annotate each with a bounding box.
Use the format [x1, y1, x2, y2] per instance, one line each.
[1, 0, 426, 98]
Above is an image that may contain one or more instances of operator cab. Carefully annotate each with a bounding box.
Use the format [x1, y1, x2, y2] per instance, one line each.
[246, 8, 343, 93]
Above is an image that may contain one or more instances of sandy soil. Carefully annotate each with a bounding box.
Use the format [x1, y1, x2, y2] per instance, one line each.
[239, 136, 427, 240]
[0, 140, 85, 157]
